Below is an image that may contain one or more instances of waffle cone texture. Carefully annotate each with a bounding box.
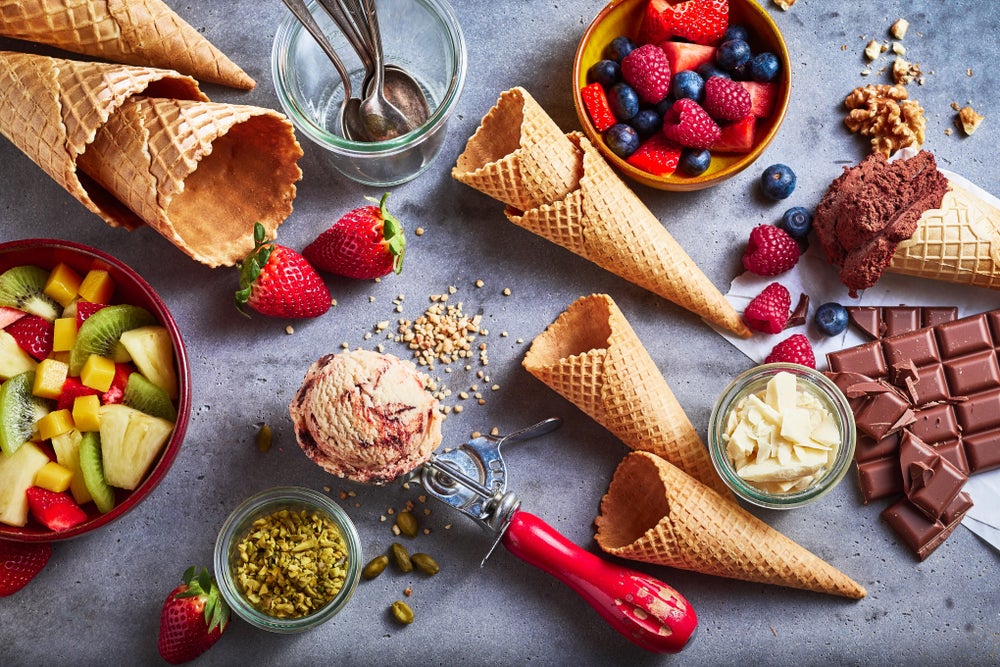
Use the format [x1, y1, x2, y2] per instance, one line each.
[0, 51, 302, 267]
[595, 451, 867, 599]
[888, 180, 1000, 289]
[452, 87, 749, 338]
[0, 0, 254, 89]
[523, 293, 732, 499]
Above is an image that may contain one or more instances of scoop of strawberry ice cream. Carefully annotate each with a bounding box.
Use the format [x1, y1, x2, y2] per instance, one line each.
[289, 349, 444, 484]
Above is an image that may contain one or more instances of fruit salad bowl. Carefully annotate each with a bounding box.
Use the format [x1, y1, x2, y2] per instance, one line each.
[573, 0, 791, 191]
[0, 239, 191, 542]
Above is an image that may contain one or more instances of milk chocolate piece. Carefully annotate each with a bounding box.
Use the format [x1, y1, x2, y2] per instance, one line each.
[855, 433, 899, 464]
[857, 456, 903, 502]
[881, 492, 973, 560]
[846, 306, 958, 340]
[785, 293, 810, 329]
[898, 432, 967, 521]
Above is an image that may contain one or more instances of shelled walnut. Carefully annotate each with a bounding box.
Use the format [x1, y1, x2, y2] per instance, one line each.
[843, 84, 926, 156]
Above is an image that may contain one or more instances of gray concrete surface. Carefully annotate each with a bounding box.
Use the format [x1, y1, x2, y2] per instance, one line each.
[2, 1, 999, 665]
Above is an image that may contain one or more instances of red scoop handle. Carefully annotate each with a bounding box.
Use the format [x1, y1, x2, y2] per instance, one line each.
[500, 510, 697, 654]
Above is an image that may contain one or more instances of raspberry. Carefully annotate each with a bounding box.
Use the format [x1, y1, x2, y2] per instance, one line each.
[662, 99, 721, 149]
[621, 44, 672, 104]
[764, 334, 816, 368]
[742, 224, 800, 276]
[743, 282, 791, 334]
[703, 76, 752, 122]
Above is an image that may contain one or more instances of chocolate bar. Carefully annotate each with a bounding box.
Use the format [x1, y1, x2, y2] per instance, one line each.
[847, 306, 958, 340]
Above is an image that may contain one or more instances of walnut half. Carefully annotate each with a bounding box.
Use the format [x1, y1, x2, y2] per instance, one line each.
[844, 84, 927, 156]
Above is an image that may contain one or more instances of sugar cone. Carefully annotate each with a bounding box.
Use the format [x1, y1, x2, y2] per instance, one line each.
[0, 0, 254, 89]
[508, 134, 750, 338]
[888, 180, 1000, 289]
[452, 87, 583, 212]
[523, 293, 733, 499]
[595, 451, 867, 599]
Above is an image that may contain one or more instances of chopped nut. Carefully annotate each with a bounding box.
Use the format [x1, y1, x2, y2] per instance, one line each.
[772, 0, 795, 9]
[844, 83, 926, 156]
[890, 18, 909, 39]
[957, 106, 985, 135]
[891, 42, 905, 56]
[891, 57, 922, 85]
[284, 325, 294, 335]
[414, 227, 425, 236]
[864, 40, 883, 61]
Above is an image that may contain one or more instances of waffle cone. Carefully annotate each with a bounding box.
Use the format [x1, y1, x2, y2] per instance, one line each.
[595, 451, 867, 599]
[0, 0, 254, 89]
[523, 293, 732, 498]
[508, 134, 750, 337]
[452, 87, 583, 211]
[888, 180, 1000, 289]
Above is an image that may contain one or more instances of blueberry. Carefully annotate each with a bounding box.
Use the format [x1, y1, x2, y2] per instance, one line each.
[723, 24, 750, 42]
[606, 36, 636, 63]
[587, 59, 621, 88]
[750, 52, 780, 83]
[780, 206, 813, 238]
[629, 109, 662, 140]
[814, 302, 849, 336]
[671, 70, 705, 102]
[654, 95, 676, 116]
[760, 163, 796, 200]
[695, 62, 730, 81]
[679, 148, 712, 176]
[604, 123, 640, 158]
[607, 83, 640, 121]
[716, 39, 752, 72]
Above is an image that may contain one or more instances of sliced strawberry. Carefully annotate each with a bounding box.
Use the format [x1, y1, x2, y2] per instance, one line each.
[0, 541, 52, 596]
[740, 80, 778, 119]
[75, 301, 107, 328]
[659, 41, 716, 75]
[714, 115, 756, 153]
[0, 306, 26, 329]
[627, 134, 682, 176]
[56, 376, 101, 411]
[580, 82, 616, 132]
[26, 487, 88, 532]
[100, 363, 134, 405]
[5, 314, 54, 360]
[639, 0, 729, 46]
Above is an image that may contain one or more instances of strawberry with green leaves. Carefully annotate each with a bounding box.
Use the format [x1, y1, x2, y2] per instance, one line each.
[235, 223, 331, 318]
[158, 567, 230, 665]
[304, 192, 406, 280]
[0, 540, 51, 597]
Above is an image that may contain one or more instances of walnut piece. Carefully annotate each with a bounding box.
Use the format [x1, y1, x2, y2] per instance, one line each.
[864, 40, 884, 61]
[958, 106, 985, 135]
[891, 18, 910, 39]
[892, 57, 922, 84]
[844, 84, 927, 156]
[772, 0, 795, 9]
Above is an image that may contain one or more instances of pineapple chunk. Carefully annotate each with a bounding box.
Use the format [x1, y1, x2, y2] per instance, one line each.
[33, 358, 69, 399]
[37, 408, 74, 440]
[118, 326, 178, 399]
[78, 270, 115, 304]
[72, 393, 102, 432]
[0, 330, 38, 381]
[0, 442, 51, 526]
[35, 460, 74, 493]
[51, 429, 92, 505]
[44, 262, 83, 307]
[80, 353, 116, 392]
[99, 404, 174, 490]
[52, 317, 77, 352]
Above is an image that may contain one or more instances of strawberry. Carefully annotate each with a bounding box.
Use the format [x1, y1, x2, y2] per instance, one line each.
[580, 82, 616, 132]
[5, 314, 53, 360]
[26, 487, 88, 532]
[662, 99, 721, 149]
[743, 282, 791, 334]
[0, 305, 26, 329]
[75, 301, 106, 328]
[621, 44, 672, 104]
[703, 76, 752, 122]
[742, 224, 800, 276]
[235, 223, 331, 318]
[56, 376, 100, 411]
[0, 540, 52, 596]
[158, 567, 230, 665]
[639, 0, 729, 46]
[100, 363, 134, 405]
[627, 134, 682, 176]
[764, 333, 816, 368]
[303, 193, 406, 280]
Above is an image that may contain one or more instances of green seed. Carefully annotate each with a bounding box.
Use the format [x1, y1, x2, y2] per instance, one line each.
[256, 424, 273, 452]
[395, 510, 419, 538]
[410, 552, 440, 576]
[362, 554, 389, 580]
[390, 542, 413, 573]
[391, 600, 414, 625]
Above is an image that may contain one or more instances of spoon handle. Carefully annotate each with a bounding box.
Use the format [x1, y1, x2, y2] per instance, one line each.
[280, 0, 353, 98]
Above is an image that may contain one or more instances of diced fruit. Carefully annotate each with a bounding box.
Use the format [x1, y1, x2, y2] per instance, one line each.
[51, 429, 92, 505]
[5, 314, 54, 361]
[68, 303, 155, 376]
[72, 394, 102, 432]
[0, 265, 61, 322]
[0, 305, 26, 329]
[75, 301, 106, 328]
[77, 269, 115, 304]
[52, 317, 77, 352]
[26, 486, 87, 531]
[0, 371, 50, 457]
[660, 41, 716, 76]
[43, 263, 82, 308]
[32, 358, 69, 400]
[0, 541, 52, 596]
[0, 442, 50, 527]
[37, 408, 74, 441]
[662, 98, 721, 149]
[639, 0, 729, 46]
[100, 363, 133, 405]
[55, 376, 100, 412]
[626, 134, 682, 176]
[81, 354, 117, 392]
[34, 461, 74, 493]
[0, 330, 38, 381]
[78, 431, 114, 513]
[118, 326, 178, 400]
[123, 373, 177, 421]
[713, 114, 756, 153]
[99, 404, 174, 490]
[621, 43, 672, 104]
[740, 80, 777, 118]
[580, 82, 616, 132]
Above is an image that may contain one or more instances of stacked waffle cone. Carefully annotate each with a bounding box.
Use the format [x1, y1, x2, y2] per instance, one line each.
[0, 0, 254, 89]
[0, 51, 302, 267]
[595, 451, 867, 599]
[452, 87, 750, 338]
[523, 293, 733, 499]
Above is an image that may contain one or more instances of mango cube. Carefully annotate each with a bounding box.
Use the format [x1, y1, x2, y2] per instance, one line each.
[34, 460, 74, 493]
[37, 409, 75, 440]
[78, 270, 115, 304]
[33, 358, 69, 399]
[44, 262, 83, 307]
[52, 317, 78, 352]
[80, 354, 116, 392]
[72, 394, 101, 432]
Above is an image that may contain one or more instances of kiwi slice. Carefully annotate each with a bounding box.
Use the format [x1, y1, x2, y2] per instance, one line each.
[0, 265, 61, 321]
[0, 371, 50, 457]
[69, 304, 157, 376]
[122, 372, 177, 422]
[78, 432, 115, 514]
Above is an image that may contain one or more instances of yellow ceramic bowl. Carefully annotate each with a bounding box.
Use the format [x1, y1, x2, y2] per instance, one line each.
[573, 0, 791, 191]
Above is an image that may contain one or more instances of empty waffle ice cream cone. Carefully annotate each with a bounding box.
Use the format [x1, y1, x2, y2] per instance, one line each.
[595, 451, 867, 599]
[0, 0, 255, 89]
[523, 293, 732, 499]
[0, 51, 302, 267]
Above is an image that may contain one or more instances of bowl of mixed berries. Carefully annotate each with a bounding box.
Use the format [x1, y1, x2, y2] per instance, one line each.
[0, 239, 190, 542]
[573, 0, 791, 191]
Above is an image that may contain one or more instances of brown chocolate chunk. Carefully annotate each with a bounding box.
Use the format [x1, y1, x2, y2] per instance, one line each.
[881, 492, 973, 560]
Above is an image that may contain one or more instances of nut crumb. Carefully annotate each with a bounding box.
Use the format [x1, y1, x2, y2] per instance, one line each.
[957, 106, 985, 135]
[864, 40, 883, 61]
[404, 587, 413, 597]
[284, 325, 294, 335]
[890, 18, 909, 40]
[772, 0, 795, 9]
[891, 57, 921, 85]
[414, 227, 425, 236]
[967, 68, 974, 77]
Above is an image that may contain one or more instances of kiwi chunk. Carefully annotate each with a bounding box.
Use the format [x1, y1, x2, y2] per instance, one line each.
[69, 304, 156, 375]
[122, 372, 177, 421]
[0, 265, 61, 321]
[78, 432, 115, 514]
[0, 371, 50, 457]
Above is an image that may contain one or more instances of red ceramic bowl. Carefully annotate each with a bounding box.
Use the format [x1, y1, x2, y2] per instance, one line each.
[0, 239, 191, 542]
